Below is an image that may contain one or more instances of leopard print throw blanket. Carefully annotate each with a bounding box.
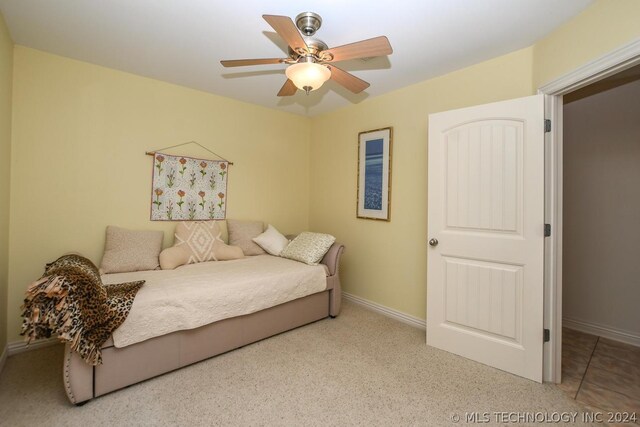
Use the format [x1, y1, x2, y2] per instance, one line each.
[21, 254, 144, 365]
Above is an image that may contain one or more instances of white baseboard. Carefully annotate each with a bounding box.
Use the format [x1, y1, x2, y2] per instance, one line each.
[343, 292, 426, 330]
[563, 317, 640, 348]
[7, 336, 60, 356]
[0, 343, 7, 374]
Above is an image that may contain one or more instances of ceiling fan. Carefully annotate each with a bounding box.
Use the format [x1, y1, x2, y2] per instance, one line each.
[220, 12, 393, 96]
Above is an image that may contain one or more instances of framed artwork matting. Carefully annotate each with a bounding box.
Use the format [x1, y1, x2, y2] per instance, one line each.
[357, 127, 392, 221]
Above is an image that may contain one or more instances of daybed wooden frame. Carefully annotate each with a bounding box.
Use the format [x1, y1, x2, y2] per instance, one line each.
[63, 243, 344, 404]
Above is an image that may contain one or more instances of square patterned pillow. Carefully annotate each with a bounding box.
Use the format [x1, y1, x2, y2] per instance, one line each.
[280, 232, 336, 265]
[159, 221, 243, 269]
[227, 219, 266, 256]
[252, 224, 290, 256]
[100, 226, 164, 273]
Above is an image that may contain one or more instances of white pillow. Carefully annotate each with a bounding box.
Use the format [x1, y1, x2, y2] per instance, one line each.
[252, 224, 290, 256]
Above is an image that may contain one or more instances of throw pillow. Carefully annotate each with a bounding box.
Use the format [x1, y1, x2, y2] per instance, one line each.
[100, 226, 164, 274]
[159, 246, 189, 270]
[160, 221, 244, 269]
[252, 224, 290, 256]
[280, 232, 336, 265]
[227, 219, 266, 256]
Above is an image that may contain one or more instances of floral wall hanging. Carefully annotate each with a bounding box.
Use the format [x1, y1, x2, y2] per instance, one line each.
[150, 153, 228, 221]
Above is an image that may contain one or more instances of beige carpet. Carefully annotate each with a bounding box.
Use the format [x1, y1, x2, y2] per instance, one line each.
[0, 301, 586, 426]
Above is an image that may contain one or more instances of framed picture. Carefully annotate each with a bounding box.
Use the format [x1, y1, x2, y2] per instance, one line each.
[357, 127, 393, 221]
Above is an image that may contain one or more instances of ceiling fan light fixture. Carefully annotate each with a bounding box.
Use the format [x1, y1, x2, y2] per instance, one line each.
[285, 61, 331, 94]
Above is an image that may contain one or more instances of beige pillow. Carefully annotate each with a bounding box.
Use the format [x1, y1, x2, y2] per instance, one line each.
[280, 232, 336, 265]
[252, 224, 290, 256]
[159, 221, 243, 269]
[159, 246, 190, 270]
[100, 226, 164, 273]
[227, 219, 266, 256]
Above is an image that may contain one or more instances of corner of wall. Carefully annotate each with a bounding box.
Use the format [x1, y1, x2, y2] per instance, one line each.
[0, 9, 15, 369]
[6, 47, 315, 342]
[307, 46, 536, 321]
[533, 0, 640, 88]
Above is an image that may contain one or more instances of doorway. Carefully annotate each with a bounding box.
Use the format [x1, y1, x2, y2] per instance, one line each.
[539, 38, 640, 385]
[425, 38, 640, 386]
[556, 66, 640, 412]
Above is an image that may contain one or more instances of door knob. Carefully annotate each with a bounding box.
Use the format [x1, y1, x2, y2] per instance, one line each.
[428, 238, 439, 247]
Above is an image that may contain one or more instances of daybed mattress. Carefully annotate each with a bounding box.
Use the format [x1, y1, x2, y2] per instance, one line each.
[102, 255, 327, 348]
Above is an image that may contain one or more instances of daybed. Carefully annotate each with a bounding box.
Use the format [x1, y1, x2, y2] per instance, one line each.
[62, 242, 344, 404]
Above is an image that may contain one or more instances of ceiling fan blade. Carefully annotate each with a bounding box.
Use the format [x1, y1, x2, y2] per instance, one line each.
[263, 15, 309, 54]
[322, 36, 392, 62]
[277, 79, 298, 97]
[328, 65, 370, 94]
[220, 58, 285, 67]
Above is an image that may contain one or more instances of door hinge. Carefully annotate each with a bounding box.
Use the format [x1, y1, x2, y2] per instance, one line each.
[544, 223, 551, 237]
[544, 328, 550, 342]
[544, 119, 552, 133]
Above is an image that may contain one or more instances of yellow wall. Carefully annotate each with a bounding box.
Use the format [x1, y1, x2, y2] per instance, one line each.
[533, 0, 640, 87]
[308, 0, 640, 322]
[5, 0, 640, 341]
[0, 12, 13, 352]
[309, 47, 535, 319]
[6, 47, 311, 341]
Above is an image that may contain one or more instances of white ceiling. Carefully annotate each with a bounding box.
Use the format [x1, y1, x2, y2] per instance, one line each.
[0, 0, 593, 116]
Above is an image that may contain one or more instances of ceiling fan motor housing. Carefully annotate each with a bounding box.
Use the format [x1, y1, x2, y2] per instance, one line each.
[288, 37, 328, 60]
[295, 12, 322, 36]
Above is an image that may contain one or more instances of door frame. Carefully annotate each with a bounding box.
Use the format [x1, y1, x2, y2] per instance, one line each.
[538, 37, 640, 383]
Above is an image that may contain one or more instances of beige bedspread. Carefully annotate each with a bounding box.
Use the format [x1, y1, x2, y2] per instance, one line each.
[102, 255, 327, 348]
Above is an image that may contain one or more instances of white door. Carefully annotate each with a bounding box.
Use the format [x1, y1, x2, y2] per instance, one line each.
[426, 94, 545, 382]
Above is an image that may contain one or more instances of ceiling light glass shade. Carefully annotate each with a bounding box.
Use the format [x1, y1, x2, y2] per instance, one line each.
[285, 62, 331, 92]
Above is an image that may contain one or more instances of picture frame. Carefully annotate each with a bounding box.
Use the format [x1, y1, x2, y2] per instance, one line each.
[357, 127, 393, 221]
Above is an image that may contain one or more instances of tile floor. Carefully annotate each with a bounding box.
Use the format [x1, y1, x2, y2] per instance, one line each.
[559, 327, 640, 423]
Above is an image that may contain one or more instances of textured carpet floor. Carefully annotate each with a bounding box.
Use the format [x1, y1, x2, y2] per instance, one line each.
[0, 301, 587, 426]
